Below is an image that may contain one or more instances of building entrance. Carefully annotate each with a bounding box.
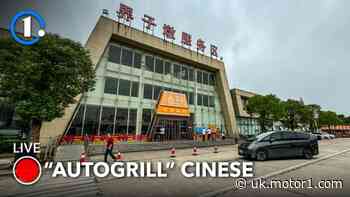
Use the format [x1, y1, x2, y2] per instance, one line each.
[146, 91, 192, 142]
[149, 115, 193, 141]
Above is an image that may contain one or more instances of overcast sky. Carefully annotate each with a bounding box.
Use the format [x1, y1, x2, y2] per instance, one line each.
[1, 0, 349, 115]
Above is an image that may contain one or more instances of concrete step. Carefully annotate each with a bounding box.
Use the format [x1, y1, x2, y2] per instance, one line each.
[88, 139, 237, 156]
[0, 159, 11, 170]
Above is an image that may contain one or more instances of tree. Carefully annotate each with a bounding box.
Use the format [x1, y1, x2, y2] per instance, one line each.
[280, 99, 305, 130]
[0, 34, 95, 142]
[299, 104, 321, 132]
[246, 94, 283, 132]
[319, 111, 341, 130]
[337, 114, 350, 124]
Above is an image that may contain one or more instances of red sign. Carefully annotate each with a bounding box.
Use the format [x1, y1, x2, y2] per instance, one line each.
[196, 39, 206, 53]
[181, 32, 192, 47]
[210, 44, 218, 57]
[117, 3, 134, 22]
[163, 24, 176, 40]
[142, 14, 157, 30]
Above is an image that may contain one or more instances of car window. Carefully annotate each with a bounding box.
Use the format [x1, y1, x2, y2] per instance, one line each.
[261, 135, 270, 142]
[287, 132, 309, 140]
[270, 132, 283, 141]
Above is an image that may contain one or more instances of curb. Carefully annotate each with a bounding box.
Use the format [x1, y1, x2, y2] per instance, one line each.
[88, 143, 237, 156]
[199, 148, 350, 197]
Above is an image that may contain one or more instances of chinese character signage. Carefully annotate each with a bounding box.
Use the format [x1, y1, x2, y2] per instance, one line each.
[196, 39, 206, 53]
[112, 3, 220, 58]
[210, 45, 218, 57]
[163, 24, 176, 41]
[181, 32, 192, 47]
[117, 3, 134, 22]
[142, 14, 156, 33]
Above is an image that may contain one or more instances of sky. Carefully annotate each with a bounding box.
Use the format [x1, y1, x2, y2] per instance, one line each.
[1, 0, 349, 115]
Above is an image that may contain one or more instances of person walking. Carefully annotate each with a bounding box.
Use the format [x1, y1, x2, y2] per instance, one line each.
[104, 133, 116, 162]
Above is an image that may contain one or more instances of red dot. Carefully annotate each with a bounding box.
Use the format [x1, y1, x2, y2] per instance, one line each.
[14, 156, 41, 185]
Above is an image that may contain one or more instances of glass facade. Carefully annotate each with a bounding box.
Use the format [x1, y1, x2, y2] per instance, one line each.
[237, 117, 261, 136]
[66, 42, 226, 136]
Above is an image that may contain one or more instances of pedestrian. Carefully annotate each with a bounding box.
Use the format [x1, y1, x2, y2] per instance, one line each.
[84, 134, 89, 154]
[160, 127, 165, 141]
[104, 133, 116, 162]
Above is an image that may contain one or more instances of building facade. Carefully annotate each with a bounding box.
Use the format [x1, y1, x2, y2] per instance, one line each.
[231, 88, 261, 136]
[34, 16, 238, 144]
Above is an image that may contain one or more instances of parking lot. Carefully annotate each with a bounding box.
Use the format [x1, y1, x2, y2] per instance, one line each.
[98, 138, 350, 197]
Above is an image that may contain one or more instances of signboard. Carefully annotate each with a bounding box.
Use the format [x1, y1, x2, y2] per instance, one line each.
[156, 91, 190, 117]
[109, 3, 220, 58]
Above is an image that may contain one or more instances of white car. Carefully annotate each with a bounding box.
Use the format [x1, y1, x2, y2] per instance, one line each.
[321, 132, 335, 139]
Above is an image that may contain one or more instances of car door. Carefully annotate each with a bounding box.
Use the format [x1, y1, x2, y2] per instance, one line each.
[267, 132, 293, 158]
[285, 132, 302, 156]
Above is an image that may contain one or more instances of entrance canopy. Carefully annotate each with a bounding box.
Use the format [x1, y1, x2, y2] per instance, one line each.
[156, 91, 190, 117]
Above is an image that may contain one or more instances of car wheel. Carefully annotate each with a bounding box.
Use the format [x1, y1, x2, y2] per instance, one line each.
[256, 150, 268, 161]
[303, 148, 313, 159]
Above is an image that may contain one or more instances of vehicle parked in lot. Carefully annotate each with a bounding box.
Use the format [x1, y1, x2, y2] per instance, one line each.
[238, 131, 319, 161]
[321, 132, 335, 139]
[312, 132, 335, 140]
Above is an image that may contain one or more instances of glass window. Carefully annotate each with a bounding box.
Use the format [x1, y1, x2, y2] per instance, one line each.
[181, 66, 188, 80]
[121, 48, 133, 67]
[67, 104, 84, 135]
[100, 107, 115, 135]
[108, 45, 121, 64]
[270, 132, 283, 141]
[155, 58, 164, 74]
[104, 77, 118, 95]
[145, 55, 154, 72]
[131, 81, 139, 97]
[196, 70, 203, 83]
[203, 72, 209, 85]
[197, 94, 203, 106]
[203, 95, 209, 106]
[118, 79, 131, 96]
[141, 109, 152, 134]
[84, 105, 100, 135]
[128, 109, 137, 134]
[173, 64, 181, 78]
[188, 68, 194, 81]
[188, 92, 194, 105]
[164, 61, 171, 75]
[133, 52, 142, 69]
[209, 96, 215, 107]
[209, 73, 215, 86]
[153, 85, 162, 100]
[143, 84, 153, 99]
[115, 108, 128, 134]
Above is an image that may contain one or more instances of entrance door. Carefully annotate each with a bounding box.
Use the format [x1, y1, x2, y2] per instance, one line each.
[150, 116, 193, 141]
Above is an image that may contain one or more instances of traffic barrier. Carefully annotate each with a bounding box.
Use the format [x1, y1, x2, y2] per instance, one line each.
[213, 146, 219, 153]
[116, 151, 123, 161]
[170, 147, 176, 158]
[192, 146, 199, 156]
[79, 152, 86, 164]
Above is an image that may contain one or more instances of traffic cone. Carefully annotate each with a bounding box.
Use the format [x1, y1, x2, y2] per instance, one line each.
[192, 146, 199, 156]
[170, 147, 176, 158]
[213, 146, 219, 153]
[115, 151, 123, 161]
[80, 152, 86, 164]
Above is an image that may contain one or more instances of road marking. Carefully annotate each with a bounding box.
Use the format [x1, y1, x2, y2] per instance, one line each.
[199, 148, 350, 197]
